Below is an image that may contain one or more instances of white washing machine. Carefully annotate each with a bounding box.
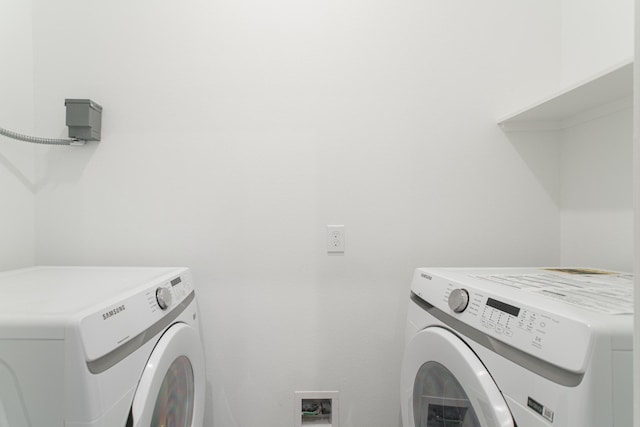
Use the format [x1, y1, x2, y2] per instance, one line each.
[401, 267, 633, 427]
[0, 266, 206, 427]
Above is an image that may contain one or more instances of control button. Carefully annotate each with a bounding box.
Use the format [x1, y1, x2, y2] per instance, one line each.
[448, 289, 470, 313]
[504, 330, 513, 337]
[156, 287, 172, 310]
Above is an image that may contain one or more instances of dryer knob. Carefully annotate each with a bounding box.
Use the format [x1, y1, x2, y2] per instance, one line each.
[156, 287, 172, 310]
[448, 288, 469, 313]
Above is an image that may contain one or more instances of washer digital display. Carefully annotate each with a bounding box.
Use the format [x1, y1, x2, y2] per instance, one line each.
[486, 298, 520, 317]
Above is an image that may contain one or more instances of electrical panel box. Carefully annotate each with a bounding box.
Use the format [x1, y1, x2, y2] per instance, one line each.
[65, 99, 102, 141]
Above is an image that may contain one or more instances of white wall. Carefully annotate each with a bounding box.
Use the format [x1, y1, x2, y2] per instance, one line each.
[30, 1, 561, 426]
[559, 0, 635, 271]
[560, 109, 634, 271]
[561, 0, 634, 84]
[634, 2, 640, 424]
[0, 0, 35, 270]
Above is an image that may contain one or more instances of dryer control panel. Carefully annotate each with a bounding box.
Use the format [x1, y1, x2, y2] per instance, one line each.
[149, 275, 193, 313]
[79, 268, 194, 363]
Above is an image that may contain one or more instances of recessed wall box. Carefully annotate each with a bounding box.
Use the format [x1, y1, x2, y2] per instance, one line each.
[295, 391, 339, 427]
[65, 99, 102, 141]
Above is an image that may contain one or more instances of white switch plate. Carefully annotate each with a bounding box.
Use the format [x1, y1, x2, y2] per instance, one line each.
[327, 225, 345, 253]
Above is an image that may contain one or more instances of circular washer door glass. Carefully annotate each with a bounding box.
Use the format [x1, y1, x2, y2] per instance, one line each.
[151, 355, 195, 427]
[414, 361, 481, 427]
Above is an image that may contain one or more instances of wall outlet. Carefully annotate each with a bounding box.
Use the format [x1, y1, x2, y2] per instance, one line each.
[327, 225, 345, 253]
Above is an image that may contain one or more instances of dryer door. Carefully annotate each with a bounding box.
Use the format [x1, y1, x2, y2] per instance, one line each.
[129, 323, 205, 427]
[402, 326, 514, 427]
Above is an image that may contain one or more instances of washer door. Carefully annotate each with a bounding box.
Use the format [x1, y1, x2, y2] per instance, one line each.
[130, 323, 205, 427]
[401, 327, 514, 427]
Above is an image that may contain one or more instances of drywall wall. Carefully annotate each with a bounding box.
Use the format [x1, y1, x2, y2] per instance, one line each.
[0, 0, 35, 270]
[561, 0, 634, 84]
[559, 0, 634, 271]
[30, 1, 561, 426]
[634, 4, 640, 425]
[560, 109, 633, 271]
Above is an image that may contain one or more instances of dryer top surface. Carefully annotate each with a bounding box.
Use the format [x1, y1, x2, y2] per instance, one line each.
[0, 266, 188, 332]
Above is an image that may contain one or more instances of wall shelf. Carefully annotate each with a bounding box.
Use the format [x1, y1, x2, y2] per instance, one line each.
[498, 59, 633, 132]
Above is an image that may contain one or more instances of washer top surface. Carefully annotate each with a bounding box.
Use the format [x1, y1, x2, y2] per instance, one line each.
[0, 266, 184, 318]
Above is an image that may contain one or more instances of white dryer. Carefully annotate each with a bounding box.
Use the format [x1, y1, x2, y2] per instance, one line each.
[401, 267, 633, 427]
[0, 266, 206, 427]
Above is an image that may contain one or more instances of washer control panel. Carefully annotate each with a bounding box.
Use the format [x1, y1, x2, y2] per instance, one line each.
[412, 269, 594, 373]
[473, 293, 549, 349]
[444, 284, 574, 356]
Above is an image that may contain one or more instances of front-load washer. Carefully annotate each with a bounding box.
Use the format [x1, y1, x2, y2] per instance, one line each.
[401, 267, 633, 427]
[0, 266, 205, 427]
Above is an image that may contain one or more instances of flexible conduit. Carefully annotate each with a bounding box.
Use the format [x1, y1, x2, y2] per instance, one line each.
[0, 126, 81, 146]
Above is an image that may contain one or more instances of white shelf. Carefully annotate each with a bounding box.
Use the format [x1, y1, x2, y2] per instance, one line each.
[498, 59, 633, 132]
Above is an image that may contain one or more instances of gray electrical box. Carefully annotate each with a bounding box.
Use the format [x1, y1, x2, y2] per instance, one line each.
[65, 99, 102, 141]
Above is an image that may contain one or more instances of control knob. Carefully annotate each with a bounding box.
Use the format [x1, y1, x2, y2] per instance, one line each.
[156, 287, 172, 310]
[448, 288, 469, 313]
